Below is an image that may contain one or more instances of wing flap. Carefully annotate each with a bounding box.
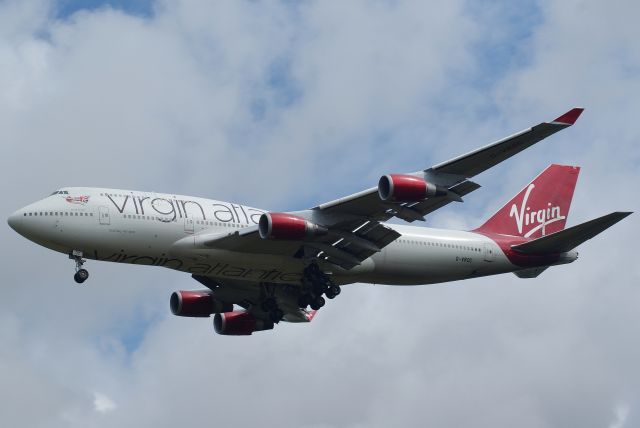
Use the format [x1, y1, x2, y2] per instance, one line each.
[398, 180, 481, 222]
[319, 221, 401, 269]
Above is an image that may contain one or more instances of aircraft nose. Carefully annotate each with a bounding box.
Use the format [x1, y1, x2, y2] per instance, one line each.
[7, 210, 23, 233]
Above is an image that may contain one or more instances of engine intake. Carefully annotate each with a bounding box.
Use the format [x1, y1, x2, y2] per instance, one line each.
[170, 290, 233, 317]
[378, 174, 447, 202]
[213, 311, 275, 335]
[259, 213, 327, 240]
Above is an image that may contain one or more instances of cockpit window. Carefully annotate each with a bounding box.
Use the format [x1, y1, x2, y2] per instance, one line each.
[50, 190, 69, 195]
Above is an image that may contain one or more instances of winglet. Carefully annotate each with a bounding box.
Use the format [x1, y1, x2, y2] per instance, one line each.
[551, 107, 584, 125]
[305, 310, 318, 322]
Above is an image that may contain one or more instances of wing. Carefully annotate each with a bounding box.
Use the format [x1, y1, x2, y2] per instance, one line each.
[173, 108, 584, 270]
[316, 107, 584, 222]
[193, 275, 316, 323]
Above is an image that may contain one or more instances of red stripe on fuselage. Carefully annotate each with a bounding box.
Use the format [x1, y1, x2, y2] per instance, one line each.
[476, 231, 562, 268]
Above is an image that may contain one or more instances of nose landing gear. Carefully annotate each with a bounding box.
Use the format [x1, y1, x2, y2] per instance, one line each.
[74, 269, 89, 284]
[69, 250, 89, 284]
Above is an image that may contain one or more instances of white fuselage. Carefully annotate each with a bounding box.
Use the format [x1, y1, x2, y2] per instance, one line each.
[9, 187, 519, 286]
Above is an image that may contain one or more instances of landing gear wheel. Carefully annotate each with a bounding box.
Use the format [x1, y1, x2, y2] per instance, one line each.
[74, 269, 89, 284]
[312, 283, 326, 297]
[330, 285, 341, 297]
[297, 295, 310, 308]
[310, 295, 325, 310]
[270, 309, 284, 323]
[70, 250, 89, 284]
[325, 289, 336, 299]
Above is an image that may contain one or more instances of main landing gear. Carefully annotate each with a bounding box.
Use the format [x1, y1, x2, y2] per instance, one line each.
[69, 250, 89, 284]
[261, 296, 285, 323]
[259, 284, 285, 323]
[298, 264, 341, 310]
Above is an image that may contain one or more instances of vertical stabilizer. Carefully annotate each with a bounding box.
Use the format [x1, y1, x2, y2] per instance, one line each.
[474, 164, 580, 238]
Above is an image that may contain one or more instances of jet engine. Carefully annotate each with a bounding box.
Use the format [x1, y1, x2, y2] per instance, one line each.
[378, 174, 448, 202]
[213, 311, 275, 335]
[170, 290, 233, 317]
[259, 212, 327, 240]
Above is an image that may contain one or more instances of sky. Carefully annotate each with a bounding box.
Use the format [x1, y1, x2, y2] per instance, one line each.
[1, 0, 639, 427]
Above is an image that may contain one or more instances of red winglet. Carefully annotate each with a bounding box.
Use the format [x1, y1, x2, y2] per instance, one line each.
[305, 310, 318, 321]
[552, 107, 584, 125]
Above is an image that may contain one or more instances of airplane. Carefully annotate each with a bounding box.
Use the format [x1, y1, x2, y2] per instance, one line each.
[7, 108, 631, 336]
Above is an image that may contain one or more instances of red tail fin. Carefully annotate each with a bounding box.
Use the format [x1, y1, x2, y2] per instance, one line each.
[474, 164, 580, 238]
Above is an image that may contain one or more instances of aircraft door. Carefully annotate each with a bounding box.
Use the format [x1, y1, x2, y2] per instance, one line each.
[184, 218, 194, 234]
[483, 243, 496, 262]
[99, 206, 110, 225]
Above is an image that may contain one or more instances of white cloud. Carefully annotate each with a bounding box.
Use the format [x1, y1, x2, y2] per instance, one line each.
[93, 392, 117, 414]
[609, 403, 630, 428]
[1, 1, 639, 427]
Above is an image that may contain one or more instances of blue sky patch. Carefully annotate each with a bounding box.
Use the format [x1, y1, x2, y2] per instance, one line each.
[55, 0, 155, 19]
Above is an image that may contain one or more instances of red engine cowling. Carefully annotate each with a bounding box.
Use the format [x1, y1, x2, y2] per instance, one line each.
[170, 290, 233, 317]
[378, 174, 446, 202]
[259, 212, 327, 240]
[213, 311, 275, 335]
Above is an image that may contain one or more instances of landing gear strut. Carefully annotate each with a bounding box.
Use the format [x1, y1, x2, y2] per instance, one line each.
[69, 250, 89, 284]
[260, 286, 284, 323]
[298, 264, 340, 309]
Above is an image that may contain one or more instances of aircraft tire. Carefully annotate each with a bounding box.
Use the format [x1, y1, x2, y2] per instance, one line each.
[74, 269, 89, 284]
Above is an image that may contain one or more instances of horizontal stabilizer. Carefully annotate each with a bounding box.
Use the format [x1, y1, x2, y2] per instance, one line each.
[511, 212, 632, 254]
[514, 266, 549, 278]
